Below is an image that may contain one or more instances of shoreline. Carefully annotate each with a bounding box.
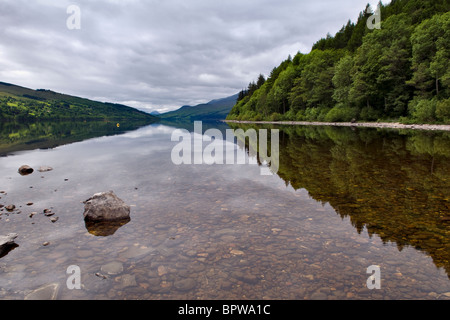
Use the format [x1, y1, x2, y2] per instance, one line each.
[224, 120, 450, 132]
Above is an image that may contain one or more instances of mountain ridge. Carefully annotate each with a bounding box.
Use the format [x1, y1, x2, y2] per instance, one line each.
[159, 93, 238, 121]
[0, 81, 158, 122]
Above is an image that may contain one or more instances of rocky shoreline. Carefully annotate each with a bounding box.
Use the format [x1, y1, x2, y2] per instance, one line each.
[225, 120, 450, 131]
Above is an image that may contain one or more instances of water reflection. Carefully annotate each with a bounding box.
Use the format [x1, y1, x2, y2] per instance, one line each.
[1, 121, 450, 300]
[0, 120, 155, 157]
[229, 123, 450, 277]
[85, 219, 131, 237]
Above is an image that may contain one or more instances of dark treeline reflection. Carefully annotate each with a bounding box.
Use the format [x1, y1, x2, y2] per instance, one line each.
[0, 120, 152, 156]
[230, 123, 450, 277]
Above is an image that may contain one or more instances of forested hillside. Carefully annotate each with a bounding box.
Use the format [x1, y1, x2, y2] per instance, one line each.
[0, 82, 158, 122]
[227, 0, 450, 124]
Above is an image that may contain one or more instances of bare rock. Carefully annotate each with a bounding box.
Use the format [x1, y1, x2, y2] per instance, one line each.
[83, 191, 130, 222]
[0, 233, 17, 247]
[0, 233, 18, 257]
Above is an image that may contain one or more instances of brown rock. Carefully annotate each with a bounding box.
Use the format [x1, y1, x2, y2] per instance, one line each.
[18, 165, 34, 176]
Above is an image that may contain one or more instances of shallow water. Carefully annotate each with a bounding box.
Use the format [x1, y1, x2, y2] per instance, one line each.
[0, 121, 449, 300]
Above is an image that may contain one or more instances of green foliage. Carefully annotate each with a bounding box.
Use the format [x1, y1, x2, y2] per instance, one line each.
[269, 112, 283, 121]
[436, 98, 450, 122]
[325, 104, 358, 122]
[408, 11, 450, 98]
[360, 106, 382, 121]
[349, 13, 414, 118]
[227, 1, 450, 125]
[409, 98, 437, 123]
[0, 82, 157, 123]
[290, 49, 345, 110]
[332, 55, 354, 106]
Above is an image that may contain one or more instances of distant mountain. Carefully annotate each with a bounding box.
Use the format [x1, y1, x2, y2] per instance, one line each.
[159, 93, 238, 121]
[0, 81, 158, 122]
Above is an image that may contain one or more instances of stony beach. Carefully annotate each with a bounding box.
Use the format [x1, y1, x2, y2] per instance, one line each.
[225, 120, 450, 131]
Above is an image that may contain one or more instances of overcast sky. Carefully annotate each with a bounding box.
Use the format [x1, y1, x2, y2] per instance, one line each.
[0, 0, 385, 113]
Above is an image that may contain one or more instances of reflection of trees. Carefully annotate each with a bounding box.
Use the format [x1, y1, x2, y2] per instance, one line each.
[230, 123, 450, 277]
[0, 120, 151, 156]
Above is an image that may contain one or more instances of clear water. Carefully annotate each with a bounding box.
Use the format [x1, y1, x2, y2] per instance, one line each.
[0, 121, 449, 300]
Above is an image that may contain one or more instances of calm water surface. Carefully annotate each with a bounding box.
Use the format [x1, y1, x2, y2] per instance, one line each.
[0, 121, 449, 300]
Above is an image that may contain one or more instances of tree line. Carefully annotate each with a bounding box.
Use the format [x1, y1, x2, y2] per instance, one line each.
[227, 0, 450, 124]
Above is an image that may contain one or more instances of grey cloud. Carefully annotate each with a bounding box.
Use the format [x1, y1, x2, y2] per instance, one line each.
[0, 0, 384, 113]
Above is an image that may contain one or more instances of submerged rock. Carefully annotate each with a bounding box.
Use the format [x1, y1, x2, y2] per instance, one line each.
[101, 261, 124, 275]
[44, 209, 54, 216]
[83, 191, 130, 222]
[174, 278, 197, 292]
[5, 205, 15, 212]
[18, 165, 34, 176]
[120, 274, 137, 288]
[38, 166, 53, 172]
[25, 283, 59, 300]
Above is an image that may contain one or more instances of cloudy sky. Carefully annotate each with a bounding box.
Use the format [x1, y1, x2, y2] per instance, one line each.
[0, 0, 385, 113]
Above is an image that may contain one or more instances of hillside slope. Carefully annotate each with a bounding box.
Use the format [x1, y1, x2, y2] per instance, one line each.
[0, 82, 158, 122]
[160, 93, 238, 121]
[227, 0, 450, 124]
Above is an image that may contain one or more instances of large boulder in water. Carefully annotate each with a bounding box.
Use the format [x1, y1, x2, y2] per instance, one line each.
[83, 191, 130, 222]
